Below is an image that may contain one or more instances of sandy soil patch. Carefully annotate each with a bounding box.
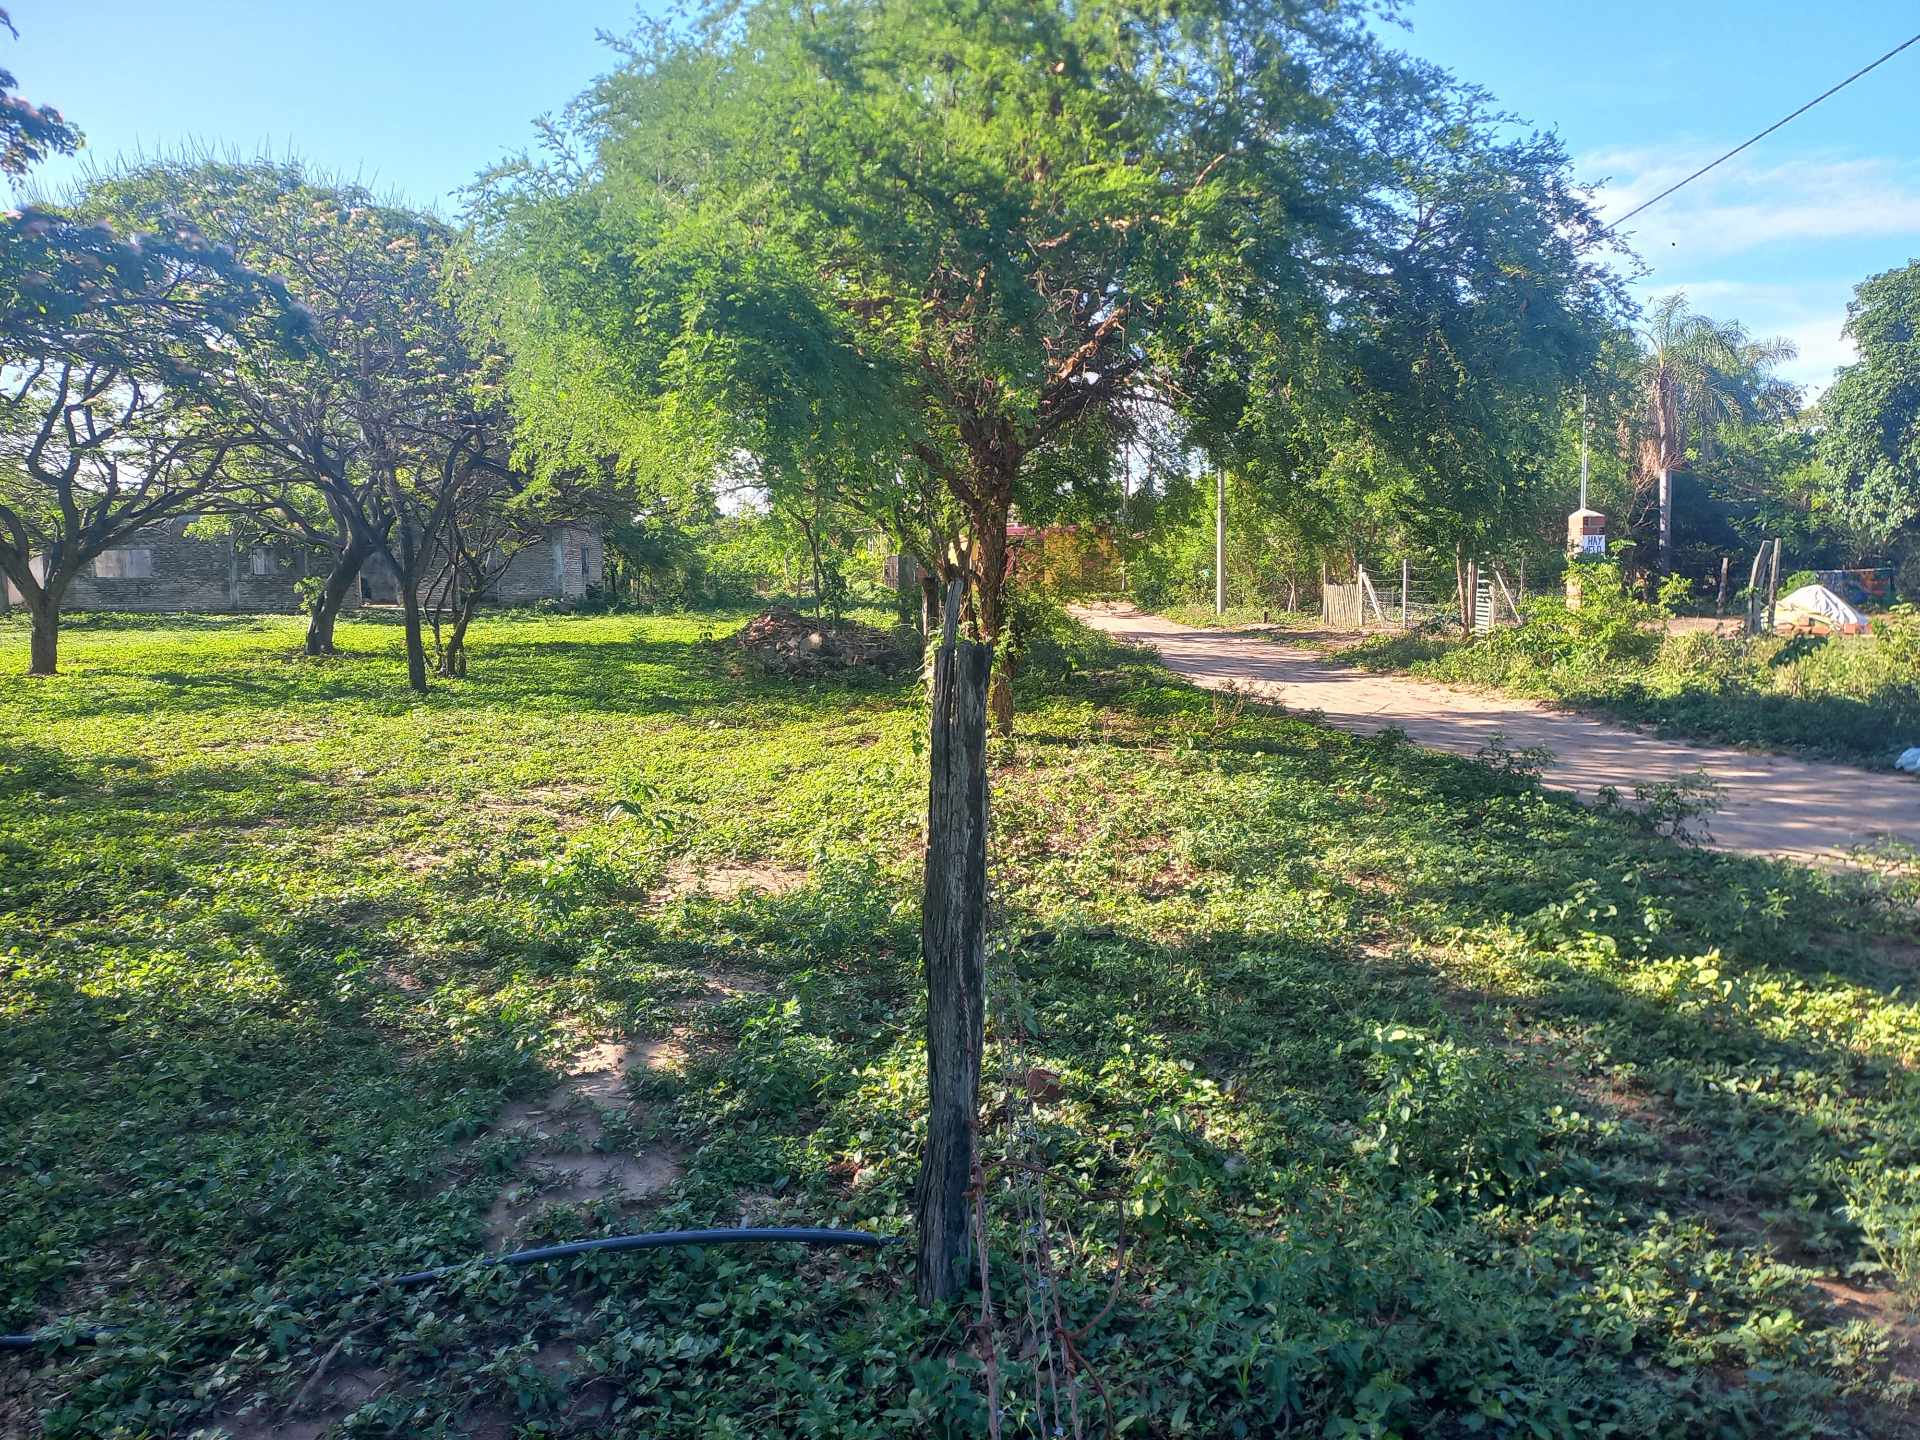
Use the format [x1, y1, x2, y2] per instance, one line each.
[655, 857, 807, 904]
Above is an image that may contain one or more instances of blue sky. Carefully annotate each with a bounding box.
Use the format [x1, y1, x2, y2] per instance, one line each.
[11, 0, 1919, 391]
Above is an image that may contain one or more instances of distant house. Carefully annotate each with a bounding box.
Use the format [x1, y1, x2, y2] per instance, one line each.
[356, 522, 604, 606]
[4, 516, 604, 613]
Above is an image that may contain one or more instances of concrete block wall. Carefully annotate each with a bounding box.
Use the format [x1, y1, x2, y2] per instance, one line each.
[3, 519, 334, 614]
[7, 518, 604, 613]
[495, 523, 604, 603]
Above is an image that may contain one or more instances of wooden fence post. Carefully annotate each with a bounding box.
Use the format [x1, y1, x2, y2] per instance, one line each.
[915, 579, 992, 1305]
[1766, 537, 1782, 634]
[1359, 565, 1387, 627]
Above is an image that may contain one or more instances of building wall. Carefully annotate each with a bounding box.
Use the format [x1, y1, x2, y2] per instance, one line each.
[352, 522, 604, 607]
[7, 518, 604, 614]
[494, 523, 603, 603]
[2, 518, 340, 614]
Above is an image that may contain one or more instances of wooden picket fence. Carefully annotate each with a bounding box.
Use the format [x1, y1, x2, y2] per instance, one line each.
[1322, 582, 1365, 632]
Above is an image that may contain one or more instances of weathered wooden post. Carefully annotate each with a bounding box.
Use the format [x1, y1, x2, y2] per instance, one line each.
[1766, 537, 1783, 633]
[915, 579, 991, 1304]
[1745, 542, 1768, 634]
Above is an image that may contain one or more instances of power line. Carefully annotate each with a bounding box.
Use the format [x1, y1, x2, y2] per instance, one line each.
[1599, 28, 1920, 237]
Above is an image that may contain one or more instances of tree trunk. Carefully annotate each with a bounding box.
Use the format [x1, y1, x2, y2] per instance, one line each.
[307, 543, 366, 657]
[1715, 556, 1730, 617]
[1658, 467, 1673, 575]
[1766, 537, 1782, 632]
[805, 522, 824, 619]
[1213, 466, 1226, 616]
[440, 600, 474, 677]
[972, 504, 1015, 737]
[27, 597, 58, 676]
[400, 584, 429, 694]
[920, 571, 940, 639]
[915, 583, 992, 1306]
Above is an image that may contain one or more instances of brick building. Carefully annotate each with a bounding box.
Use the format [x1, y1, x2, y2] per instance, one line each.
[4, 516, 603, 613]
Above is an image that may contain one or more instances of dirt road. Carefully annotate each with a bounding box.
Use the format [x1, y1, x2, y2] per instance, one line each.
[1075, 604, 1920, 866]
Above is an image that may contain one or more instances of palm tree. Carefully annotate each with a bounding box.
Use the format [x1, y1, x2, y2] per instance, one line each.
[1637, 294, 1796, 573]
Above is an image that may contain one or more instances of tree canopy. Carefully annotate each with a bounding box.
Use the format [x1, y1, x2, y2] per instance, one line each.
[0, 194, 306, 673]
[89, 157, 523, 684]
[0, 7, 78, 178]
[471, 0, 1622, 726]
[1821, 261, 1920, 559]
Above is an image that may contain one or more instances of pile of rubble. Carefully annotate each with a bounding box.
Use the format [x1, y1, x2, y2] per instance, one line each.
[732, 608, 913, 674]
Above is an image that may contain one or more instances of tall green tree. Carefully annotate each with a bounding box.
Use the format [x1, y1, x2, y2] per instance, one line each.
[1635, 293, 1795, 574]
[470, 1, 1522, 730]
[1820, 261, 1920, 561]
[93, 158, 510, 681]
[471, 0, 1618, 1301]
[0, 209, 303, 673]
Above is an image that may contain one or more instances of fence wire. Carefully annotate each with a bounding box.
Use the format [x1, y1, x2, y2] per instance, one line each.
[1314, 560, 1533, 635]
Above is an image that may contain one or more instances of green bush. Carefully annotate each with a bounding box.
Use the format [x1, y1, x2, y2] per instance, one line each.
[1348, 568, 1920, 765]
[1357, 1026, 1546, 1198]
[1875, 603, 1920, 668]
[1449, 561, 1664, 684]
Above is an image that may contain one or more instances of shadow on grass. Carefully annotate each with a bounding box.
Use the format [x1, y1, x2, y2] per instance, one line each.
[13, 625, 917, 730]
[5, 623, 1917, 1436]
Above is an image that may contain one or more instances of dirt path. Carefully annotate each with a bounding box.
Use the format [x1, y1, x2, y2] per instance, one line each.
[1075, 604, 1920, 865]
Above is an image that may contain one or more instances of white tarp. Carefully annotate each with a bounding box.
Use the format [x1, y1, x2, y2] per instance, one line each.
[1774, 583, 1870, 631]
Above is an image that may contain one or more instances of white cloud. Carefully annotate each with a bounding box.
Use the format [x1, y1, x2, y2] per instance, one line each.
[1583, 146, 1920, 260]
[1581, 145, 1920, 388]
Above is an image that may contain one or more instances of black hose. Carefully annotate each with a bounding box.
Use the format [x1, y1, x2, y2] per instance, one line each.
[0, 1225, 898, 1353]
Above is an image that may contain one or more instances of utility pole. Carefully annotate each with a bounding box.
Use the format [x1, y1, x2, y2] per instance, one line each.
[1214, 465, 1226, 617]
[1579, 389, 1590, 513]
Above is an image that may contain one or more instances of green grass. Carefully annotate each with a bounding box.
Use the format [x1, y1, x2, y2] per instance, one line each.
[1341, 615, 1920, 768]
[1157, 602, 1328, 636]
[3, 609, 1920, 1438]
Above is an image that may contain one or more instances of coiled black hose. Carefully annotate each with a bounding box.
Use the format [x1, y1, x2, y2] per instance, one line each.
[0, 1226, 898, 1352]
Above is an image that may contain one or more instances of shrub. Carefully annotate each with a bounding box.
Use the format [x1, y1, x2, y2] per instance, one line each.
[1358, 567, 1920, 765]
[1356, 1026, 1546, 1199]
[1473, 561, 1664, 674]
[1874, 603, 1920, 668]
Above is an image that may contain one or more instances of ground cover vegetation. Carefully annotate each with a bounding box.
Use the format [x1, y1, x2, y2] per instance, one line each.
[4, 611, 1920, 1438]
[1341, 563, 1920, 768]
[5, 2, 1920, 1437]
